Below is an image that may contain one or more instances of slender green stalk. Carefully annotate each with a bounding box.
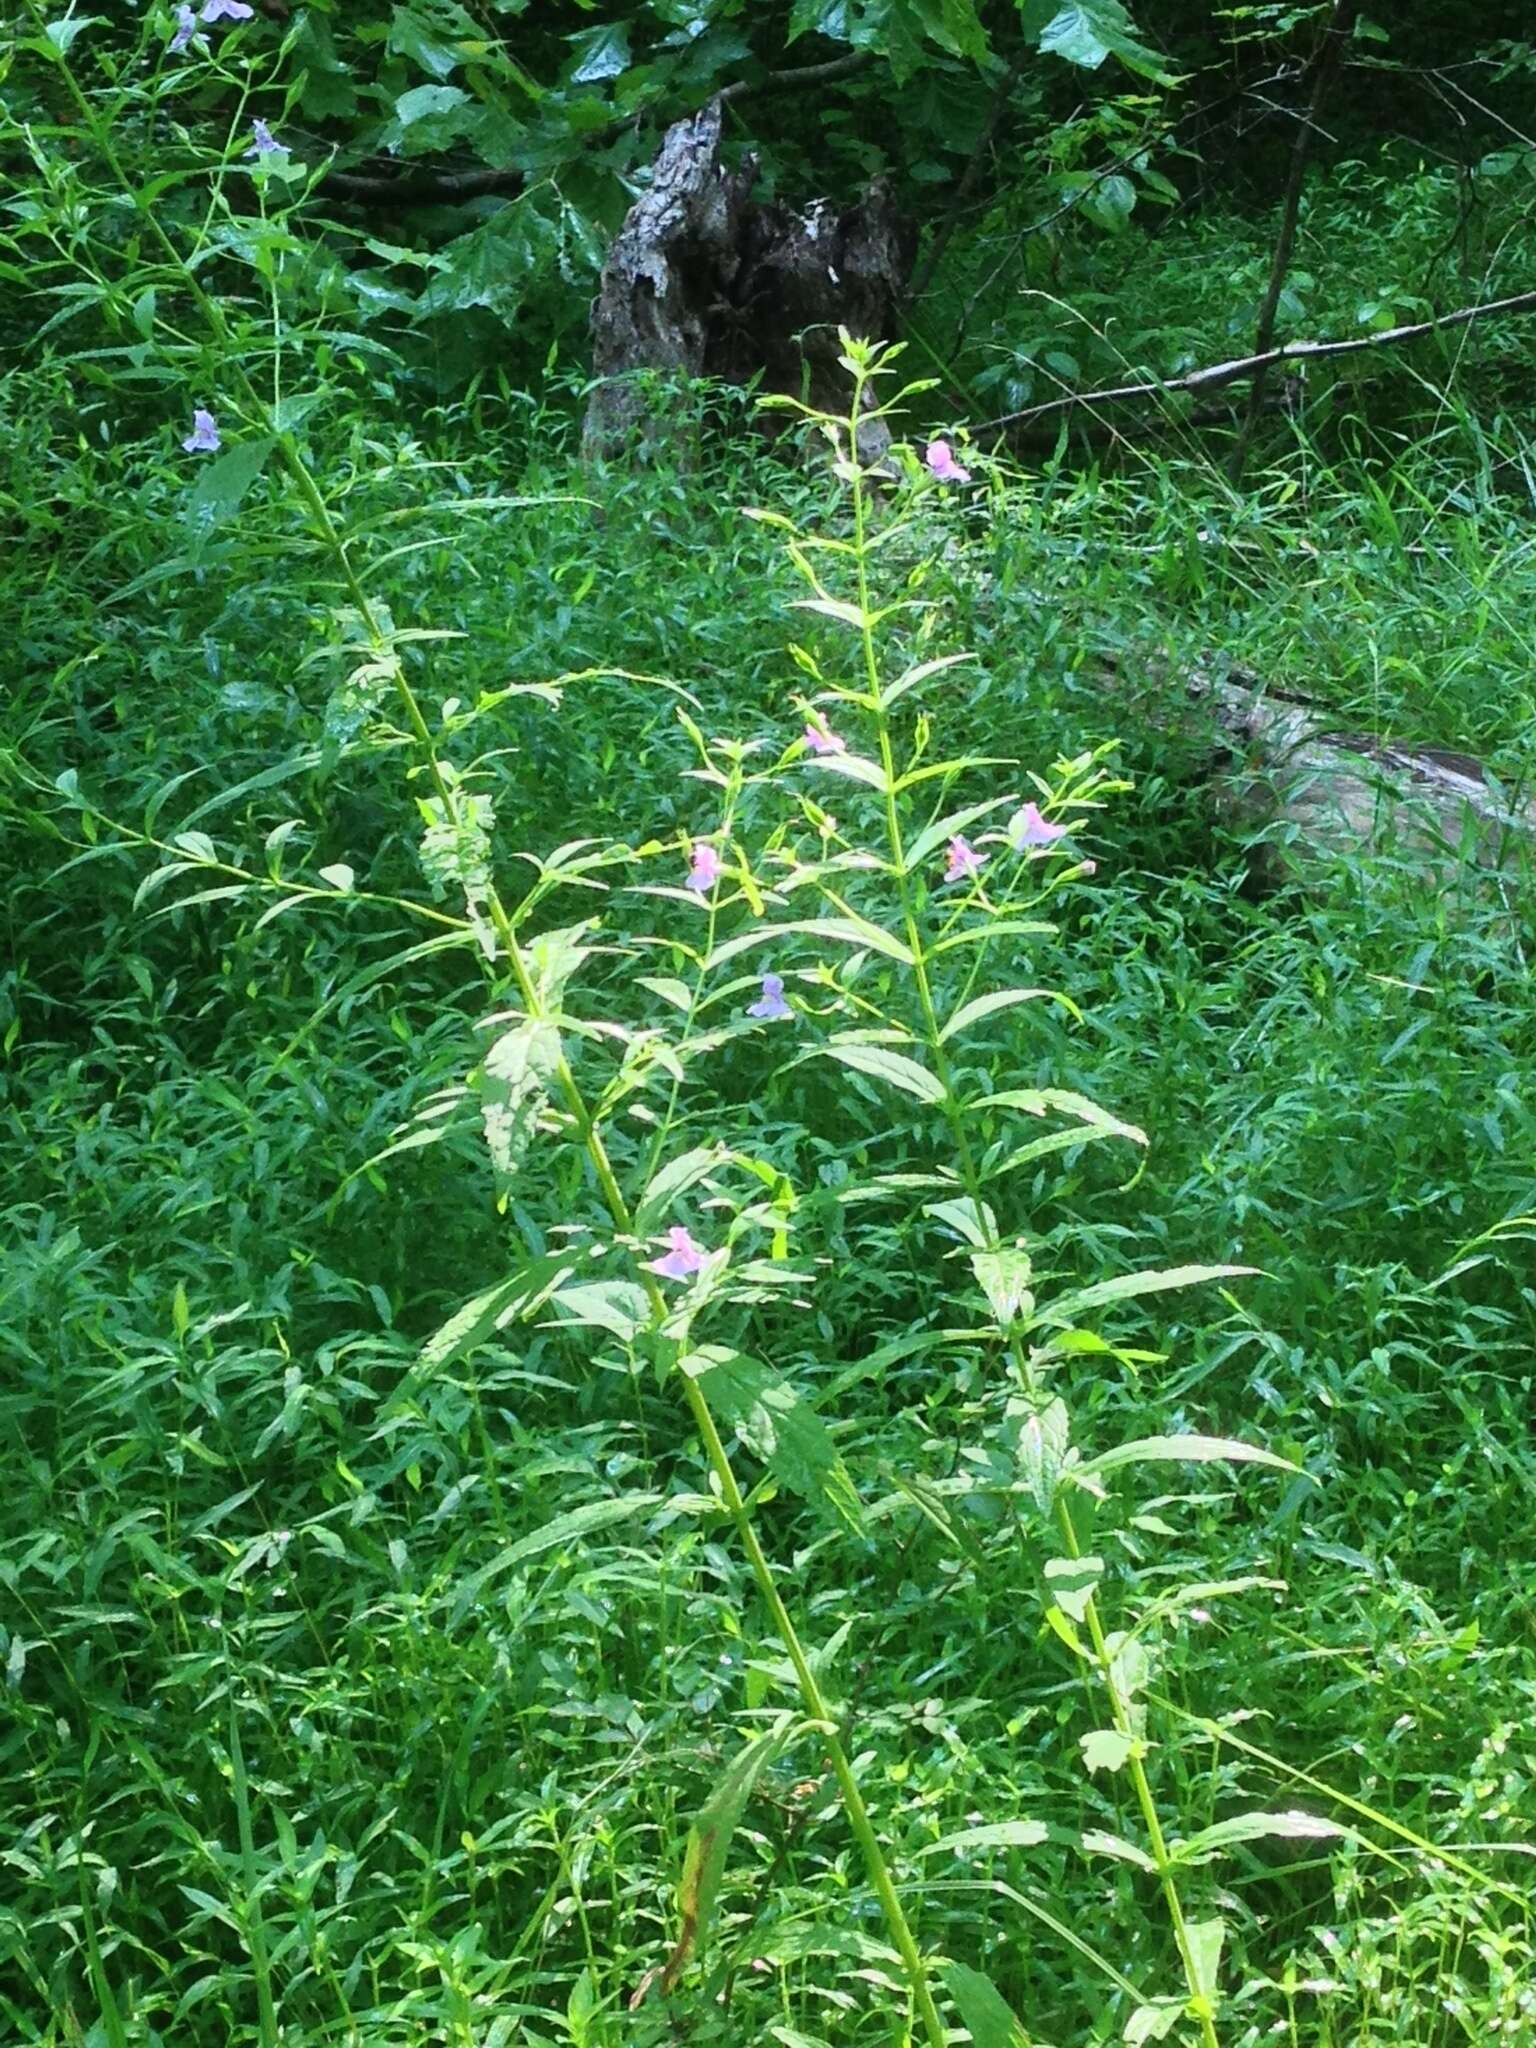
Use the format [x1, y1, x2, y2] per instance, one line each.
[841, 351, 1220, 2046]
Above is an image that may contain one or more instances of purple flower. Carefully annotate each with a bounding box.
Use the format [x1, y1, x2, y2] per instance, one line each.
[648, 1226, 705, 1280]
[686, 842, 721, 894]
[200, 0, 254, 20]
[925, 439, 972, 485]
[1011, 801, 1068, 849]
[247, 119, 282, 156]
[803, 716, 846, 757]
[944, 835, 985, 884]
[170, 5, 198, 51]
[182, 408, 221, 454]
[747, 973, 793, 1023]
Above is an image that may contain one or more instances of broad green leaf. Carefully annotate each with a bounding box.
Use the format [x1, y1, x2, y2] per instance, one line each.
[43, 15, 107, 55]
[185, 437, 276, 533]
[567, 21, 631, 83]
[1014, 1396, 1071, 1513]
[1185, 1917, 1225, 2003]
[1033, 1263, 1256, 1330]
[1123, 2004, 1184, 2044]
[942, 1961, 1029, 2048]
[708, 917, 913, 969]
[802, 750, 890, 791]
[476, 1019, 560, 1179]
[393, 83, 470, 131]
[637, 1144, 729, 1236]
[1080, 1728, 1135, 1774]
[1080, 1828, 1157, 1872]
[1031, 0, 1172, 82]
[660, 1717, 801, 1991]
[823, 1041, 947, 1104]
[685, 1347, 862, 1527]
[1173, 1810, 1345, 1867]
[548, 1280, 650, 1339]
[420, 1256, 569, 1370]
[926, 1195, 997, 1248]
[920, 1819, 1049, 1858]
[1043, 1554, 1102, 1623]
[882, 650, 973, 709]
[972, 1245, 1034, 1326]
[943, 988, 1080, 1040]
[1075, 1435, 1299, 1482]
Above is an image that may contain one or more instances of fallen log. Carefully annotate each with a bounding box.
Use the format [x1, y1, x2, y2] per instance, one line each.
[1121, 654, 1536, 895]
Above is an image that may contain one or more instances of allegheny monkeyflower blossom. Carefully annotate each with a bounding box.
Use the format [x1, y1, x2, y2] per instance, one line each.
[182, 409, 221, 453]
[747, 973, 793, 1022]
[944, 835, 985, 883]
[648, 1227, 705, 1279]
[200, 0, 254, 21]
[1011, 801, 1068, 849]
[802, 716, 846, 756]
[685, 842, 721, 894]
[247, 119, 282, 156]
[925, 439, 972, 484]
[170, 6, 198, 50]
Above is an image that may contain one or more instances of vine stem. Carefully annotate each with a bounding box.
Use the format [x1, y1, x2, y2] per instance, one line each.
[844, 351, 1219, 2046]
[39, 31, 945, 2038]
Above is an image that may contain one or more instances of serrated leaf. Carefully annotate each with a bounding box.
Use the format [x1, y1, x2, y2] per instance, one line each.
[1015, 1396, 1071, 1514]
[1035, 1, 1172, 82]
[972, 1245, 1034, 1326]
[477, 1019, 560, 1179]
[926, 1195, 997, 1248]
[567, 20, 631, 83]
[685, 1348, 862, 1527]
[1080, 1728, 1135, 1774]
[942, 1961, 1029, 2048]
[1173, 1810, 1345, 1866]
[548, 1280, 650, 1339]
[823, 1041, 947, 1104]
[660, 1717, 801, 1991]
[1185, 1917, 1225, 2002]
[420, 1256, 569, 1370]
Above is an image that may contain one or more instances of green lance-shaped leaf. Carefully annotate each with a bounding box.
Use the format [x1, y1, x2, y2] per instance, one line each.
[942, 1960, 1031, 2047]
[184, 436, 276, 534]
[1073, 1434, 1300, 1482]
[660, 1717, 803, 1993]
[822, 1041, 948, 1105]
[1171, 1810, 1347, 1867]
[1030, 1263, 1256, 1331]
[684, 1348, 863, 1528]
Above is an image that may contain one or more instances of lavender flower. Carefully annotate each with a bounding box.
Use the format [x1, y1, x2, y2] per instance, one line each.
[1010, 801, 1068, 849]
[182, 408, 221, 453]
[747, 973, 793, 1022]
[170, 5, 198, 52]
[944, 835, 984, 883]
[925, 439, 972, 484]
[247, 119, 282, 156]
[686, 842, 721, 894]
[200, 0, 254, 20]
[648, 1226, 705, 1280]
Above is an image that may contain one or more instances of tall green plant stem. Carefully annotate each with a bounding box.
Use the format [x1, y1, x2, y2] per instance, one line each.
[845, 358, 1220, 2048]
[42, 36, 945, 2040]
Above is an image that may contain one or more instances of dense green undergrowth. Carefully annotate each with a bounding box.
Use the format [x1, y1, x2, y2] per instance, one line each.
[4, 20, 1536, 2048]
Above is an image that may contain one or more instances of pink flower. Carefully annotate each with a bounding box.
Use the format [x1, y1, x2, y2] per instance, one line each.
[925, 439, 972, 484]
[648, 1226, 705, 1279]
[686, 842, 721, 894]
[944, 836, 985, 883]
[803, 717, 846, 756]
[747, 973, 793, 1022]
[1011, 801, 1068, 849]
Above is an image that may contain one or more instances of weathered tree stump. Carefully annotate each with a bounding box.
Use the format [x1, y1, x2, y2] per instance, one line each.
[1122, 654, 1536, 899]
[583, 97, 913, 459]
